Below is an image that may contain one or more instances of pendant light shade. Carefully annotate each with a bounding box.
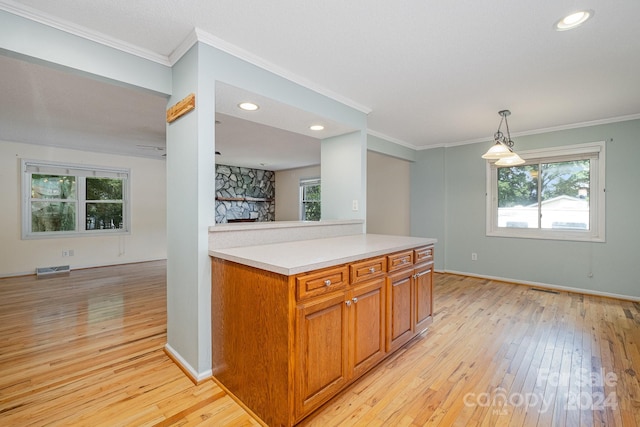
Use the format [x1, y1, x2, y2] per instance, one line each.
[481, 141, 514, 160]
[482, 110, 524, 165]
[495, 152, 525, 166]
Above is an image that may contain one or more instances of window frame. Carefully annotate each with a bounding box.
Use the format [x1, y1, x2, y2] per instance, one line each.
[486, 141, 606, 242]
[22, 159, 130, 239]
[299, 177, 321, 221]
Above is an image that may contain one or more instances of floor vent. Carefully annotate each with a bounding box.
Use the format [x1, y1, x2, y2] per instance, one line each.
[530, 287, 559, 294]
[36, 265, 70, 278]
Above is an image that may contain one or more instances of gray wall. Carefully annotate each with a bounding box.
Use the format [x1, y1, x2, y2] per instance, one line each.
[411, 119, 640, 299]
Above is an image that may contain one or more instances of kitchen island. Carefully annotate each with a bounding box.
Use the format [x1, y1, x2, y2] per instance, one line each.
[210, 232, 436, 426]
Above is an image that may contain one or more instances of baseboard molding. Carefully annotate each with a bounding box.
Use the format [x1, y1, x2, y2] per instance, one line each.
[164, 344, 212, 385]
[0, 258, 167, 279]
[443, 269, 640, 302]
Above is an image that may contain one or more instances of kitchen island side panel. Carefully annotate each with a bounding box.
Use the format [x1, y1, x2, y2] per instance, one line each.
[211, 257, 294, 427]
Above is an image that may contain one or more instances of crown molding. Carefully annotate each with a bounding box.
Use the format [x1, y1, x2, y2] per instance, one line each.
[366, 129, 417, 150]
[415, 112, 640, 150]
[0, 0, 170, 66]
[185, 28, 372, 115]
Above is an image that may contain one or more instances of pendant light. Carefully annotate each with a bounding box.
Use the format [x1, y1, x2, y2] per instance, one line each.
[481, 110, 525, 165]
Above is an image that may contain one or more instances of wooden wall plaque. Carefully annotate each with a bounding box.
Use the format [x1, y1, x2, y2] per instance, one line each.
[166, 93, 195, 123]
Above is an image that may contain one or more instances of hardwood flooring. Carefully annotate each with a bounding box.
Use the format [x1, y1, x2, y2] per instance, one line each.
[1, 262, 638, 426]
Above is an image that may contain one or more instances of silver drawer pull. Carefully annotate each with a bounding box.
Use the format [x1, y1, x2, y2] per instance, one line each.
[426, 250, 432, 256]
[415, 269, 431, 278]
[324, 279, 331, 286]
[401, 259, 408, 264]
[369, 267, 375, 273]
[345, 300, 352, 307]
[352, 297, 358, 303]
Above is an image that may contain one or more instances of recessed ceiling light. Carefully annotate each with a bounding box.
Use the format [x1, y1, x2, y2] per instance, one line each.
[238, 102, 259, 111]
[309, 125, 325, 131]
[554, 10, 594, 31]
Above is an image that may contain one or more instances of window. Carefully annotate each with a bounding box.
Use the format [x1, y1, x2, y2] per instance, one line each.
[22, 160, 130, 239]
[300, 178, 321, 221]
[486, 142, 605, 242]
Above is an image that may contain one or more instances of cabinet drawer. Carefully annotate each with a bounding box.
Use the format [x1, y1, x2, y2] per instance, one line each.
[414, 246, 434, 264]
[350, 256, 386, 284]
[387, 250, 414, 272]
[296, 265, 349, 300]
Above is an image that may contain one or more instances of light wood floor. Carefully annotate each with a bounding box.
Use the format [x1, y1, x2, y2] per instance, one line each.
[1, 262, 638, 426]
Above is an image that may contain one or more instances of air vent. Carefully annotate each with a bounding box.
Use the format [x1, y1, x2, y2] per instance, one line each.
[530, 287, 559, 294]
[36, 265, 70, 278]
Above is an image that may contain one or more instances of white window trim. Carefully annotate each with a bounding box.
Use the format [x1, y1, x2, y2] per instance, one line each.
[486, 141, 606, 242]
[22, 159, 131, 239]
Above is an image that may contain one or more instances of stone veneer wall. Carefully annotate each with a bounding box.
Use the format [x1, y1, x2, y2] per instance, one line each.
[215, 164, 275, 223]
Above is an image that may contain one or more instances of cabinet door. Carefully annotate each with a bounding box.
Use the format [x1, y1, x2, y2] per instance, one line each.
[414, 263, 433, 333]
[295, 292, 349, 419]
[350, 277, 386, 378]
[386, 269, 414, 352]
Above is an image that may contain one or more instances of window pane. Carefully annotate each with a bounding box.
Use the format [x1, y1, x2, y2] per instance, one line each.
[303, 202, 321, 221]
[31, 174, 76, 199]
[86, 177, 123, 200]
[302, 184, 321, 201]
[31, 202, 76, 232]
[497, 165, 539, 228]
[540, 160, 590, 230]
[86, 203, 124, 230]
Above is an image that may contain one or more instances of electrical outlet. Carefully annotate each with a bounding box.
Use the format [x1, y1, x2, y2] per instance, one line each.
[352, 200, 359, 211]
[68, 249, 74, 257]
[471, 252, 478, 261]
[62, 250, 69, 257]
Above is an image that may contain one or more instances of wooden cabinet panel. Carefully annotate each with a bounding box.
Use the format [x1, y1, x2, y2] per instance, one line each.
[386, 269, 414, 352]
[350, 278, 386, 378]
[387, 250, 413, 272]
[414, 246, 434, 264]
[414, 262, 433, 333]
[349, 256, 386, 284]
[296, 265, 349, 300]
[295, 292, 349, 419]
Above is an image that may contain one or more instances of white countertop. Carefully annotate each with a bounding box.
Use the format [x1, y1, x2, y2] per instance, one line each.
[209, 234, 437, 275]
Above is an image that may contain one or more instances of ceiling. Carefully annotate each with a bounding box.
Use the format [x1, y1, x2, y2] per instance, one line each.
[1, 0, 640, 168]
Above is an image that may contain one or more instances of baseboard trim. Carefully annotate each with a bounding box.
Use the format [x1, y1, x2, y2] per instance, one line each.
[164, 344, 212, 385]
[443, 269, 640, 302]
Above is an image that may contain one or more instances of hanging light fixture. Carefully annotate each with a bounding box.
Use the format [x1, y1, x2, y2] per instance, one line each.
[481, 109, 525, 165]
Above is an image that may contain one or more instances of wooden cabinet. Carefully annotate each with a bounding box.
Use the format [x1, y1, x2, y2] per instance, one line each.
[211, 244, 433, 427]
[294, 260, 386, 419]
[386, 247, 434, 353]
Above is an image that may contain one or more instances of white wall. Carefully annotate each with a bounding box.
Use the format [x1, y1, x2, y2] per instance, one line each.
[367, 151, 410, 236]
[0, 140, 167, 277]
[275, 165, 320, 221]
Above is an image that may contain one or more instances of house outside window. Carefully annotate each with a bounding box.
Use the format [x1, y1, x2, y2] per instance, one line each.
[22, 160, 130, 239]
[300, 178, 321, 221]
[486, 142, 605, 242]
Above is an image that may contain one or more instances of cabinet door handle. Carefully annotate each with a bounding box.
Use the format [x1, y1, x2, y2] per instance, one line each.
[352, 297, 358, 304]
[369, 267, 375, 273]
[414, 269, 432, 279]
[345, 300, 352, 307]
[324, 279, 331, 286]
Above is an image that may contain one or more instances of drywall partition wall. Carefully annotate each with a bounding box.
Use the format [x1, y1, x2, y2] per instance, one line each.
[0, 140, 167, 277]
[166, 41, 369, 379]
[367, 151, 411, 236]
[275, 165, 321, 221]
[166, 44, 215, 381]
[367, 133, 416, 162]
[439, 119, 640, 299]
[410, 147, 446, 271]
[0, 10, 171, 96]
[321, 131, 367, 221]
